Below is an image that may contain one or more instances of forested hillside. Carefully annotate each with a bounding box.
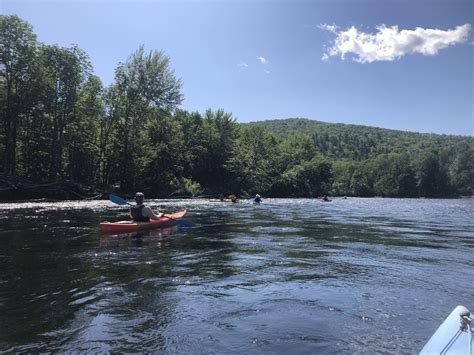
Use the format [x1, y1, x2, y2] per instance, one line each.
[247, 118, 473, 160]
[247, 119, 474, 197]
[1, 15, 473, 200]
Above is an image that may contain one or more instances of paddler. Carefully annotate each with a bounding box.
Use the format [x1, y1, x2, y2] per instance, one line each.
[129, 192, 164, 222]
[227, 194, 238, 203]
[254, 194, 262, 204]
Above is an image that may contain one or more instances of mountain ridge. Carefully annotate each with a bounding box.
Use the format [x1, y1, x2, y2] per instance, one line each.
[244, 117, 473, 138]
[243, 117, 473, 162]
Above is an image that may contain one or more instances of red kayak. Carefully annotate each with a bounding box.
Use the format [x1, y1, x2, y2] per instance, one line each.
[100, 210, 187, 234]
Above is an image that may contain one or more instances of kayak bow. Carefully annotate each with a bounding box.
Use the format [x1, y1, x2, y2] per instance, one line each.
[420, 305, 473, 355]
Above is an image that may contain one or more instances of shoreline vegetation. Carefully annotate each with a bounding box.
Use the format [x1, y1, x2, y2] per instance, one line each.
[1, 15, 473, 202]
[0, 174, 472, 203]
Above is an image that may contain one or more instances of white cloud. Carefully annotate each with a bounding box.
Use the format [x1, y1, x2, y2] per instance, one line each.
[318, 23, 338, 33]
[257, 56, 268, 64]
[320, 23, 471, 63]
[264, 69, 270, 74]
[237, 61, 249, 67]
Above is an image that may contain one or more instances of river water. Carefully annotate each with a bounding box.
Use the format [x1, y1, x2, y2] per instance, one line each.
[0, 198, 472, 353]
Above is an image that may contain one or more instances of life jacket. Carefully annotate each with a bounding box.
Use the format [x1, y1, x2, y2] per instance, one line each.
[130, 205, 150, 222]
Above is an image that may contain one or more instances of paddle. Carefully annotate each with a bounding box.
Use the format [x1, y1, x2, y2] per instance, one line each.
[110, 194, 133, 206]
[108, 194, 195, 227]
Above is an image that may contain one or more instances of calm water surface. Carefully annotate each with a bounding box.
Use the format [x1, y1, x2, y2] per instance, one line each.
[0, 198, 473, 353]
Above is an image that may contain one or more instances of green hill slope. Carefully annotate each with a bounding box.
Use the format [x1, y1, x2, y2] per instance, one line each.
[246, 118, 473, 161]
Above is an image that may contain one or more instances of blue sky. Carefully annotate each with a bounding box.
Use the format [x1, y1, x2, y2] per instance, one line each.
[2, 0, 473, 135]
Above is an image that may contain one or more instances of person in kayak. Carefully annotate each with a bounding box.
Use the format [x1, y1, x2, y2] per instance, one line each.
[254, 194, 262, 204]
[227, 194, 238, 203]
[129, 192, 164, 222]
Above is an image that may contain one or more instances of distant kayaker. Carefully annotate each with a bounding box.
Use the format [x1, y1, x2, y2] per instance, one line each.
[129, 192, 164, 222]
[254, 194, 262, 204]
[321, 195, 331, 202]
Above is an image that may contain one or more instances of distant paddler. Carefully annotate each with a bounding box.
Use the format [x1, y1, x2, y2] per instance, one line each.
[227, 194, 238, 203]
[212, 193, 238, 203]
[321, 195, 331, 202]
[253, 194, 262, 204]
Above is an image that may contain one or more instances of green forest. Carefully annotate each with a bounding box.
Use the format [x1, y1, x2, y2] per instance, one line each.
[1, 15, 473, 199]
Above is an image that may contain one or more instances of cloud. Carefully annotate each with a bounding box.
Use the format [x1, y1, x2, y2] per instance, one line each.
[318, 23, 338, 33]
[320, 23, 471, 63]
[264, 69, 270, 74]
[257, 56, 268, 64]
[237, 61, 249, 67]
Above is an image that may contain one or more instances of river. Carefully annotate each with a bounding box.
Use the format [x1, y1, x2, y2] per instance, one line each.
[0, 198, 473, 353]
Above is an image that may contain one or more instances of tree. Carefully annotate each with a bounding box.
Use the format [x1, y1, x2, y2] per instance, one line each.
[350, 163, 374, 197]
[277, 133, 316, 171]
[39, 44, 92, 180]
[0, 15, 37, 175]
[144, 110, 187, 196]
[331, 160, 355, 196]
[372, 154, 417, 197]
[173, 109, 206, 179]
[414, 150, 451, 197]
[449, 143, 474, 195]
[109, 45, 183, 191]
[188, 109, 239, 191]
[278, 155, 332, 197]
[67, 74, 104, 184]
[226, 125, 278, 194]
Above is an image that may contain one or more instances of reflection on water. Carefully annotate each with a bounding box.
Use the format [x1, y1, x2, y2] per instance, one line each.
[99, 225, 180, 247]
[0, 198, 473, 353]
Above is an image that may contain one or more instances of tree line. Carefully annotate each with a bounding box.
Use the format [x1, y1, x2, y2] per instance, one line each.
[248, 119, 474, 197]
[1, 15, 472, 199]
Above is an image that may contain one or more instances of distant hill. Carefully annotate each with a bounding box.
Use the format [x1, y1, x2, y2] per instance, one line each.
[245, 118, 473, 161]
